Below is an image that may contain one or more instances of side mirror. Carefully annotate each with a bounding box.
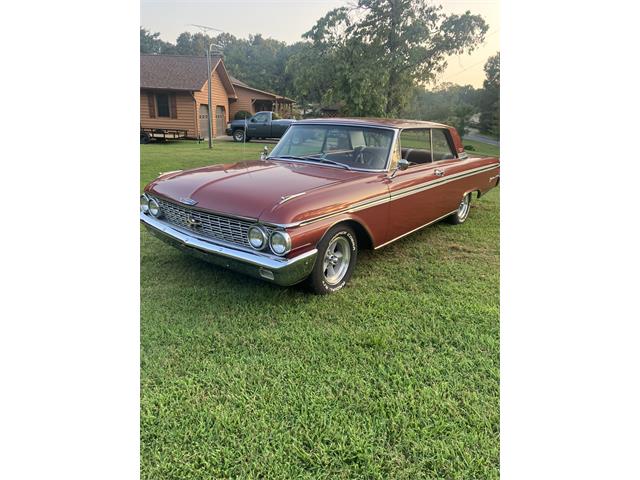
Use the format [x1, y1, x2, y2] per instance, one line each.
[260, 146, 269, 161]
[387, 158, 410, 179]
[250, 118, 257, 123]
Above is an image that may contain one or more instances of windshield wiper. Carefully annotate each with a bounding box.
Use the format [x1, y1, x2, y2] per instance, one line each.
[303, 155, 352, 170]
[315, 158, 352, 170]
[274, 155, 352, 170]
[274, 155, 309, 161]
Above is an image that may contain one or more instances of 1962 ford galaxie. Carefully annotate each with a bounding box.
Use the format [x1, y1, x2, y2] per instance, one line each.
[141, 118, 499, 294]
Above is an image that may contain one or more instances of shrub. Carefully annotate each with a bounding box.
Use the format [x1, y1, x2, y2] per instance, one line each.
[465, 144, 476, 151]
[234, 110, 252, 120]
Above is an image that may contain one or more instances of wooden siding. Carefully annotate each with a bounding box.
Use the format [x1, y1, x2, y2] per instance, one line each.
[193, 63, 231, 137]
[229, 85, 275, 119]
[140, 90, 197, 137]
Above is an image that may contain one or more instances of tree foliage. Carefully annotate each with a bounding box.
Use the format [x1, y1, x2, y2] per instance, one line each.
[139, 1, 497, 123]
[402, 83, 481, 135]
[479, 52, 500, 137]
[169, 31, 295, 97]
[140, 28, 176, 54]
[300, 0, 487, 116]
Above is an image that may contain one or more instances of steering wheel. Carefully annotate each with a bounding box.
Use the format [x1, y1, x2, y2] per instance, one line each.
[353, 146, 367, 165]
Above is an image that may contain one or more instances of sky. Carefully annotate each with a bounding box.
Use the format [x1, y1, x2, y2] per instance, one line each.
[141, 0, 499, 88]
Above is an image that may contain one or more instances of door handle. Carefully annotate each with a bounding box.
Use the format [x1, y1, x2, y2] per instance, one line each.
[435, 169, 445, 177]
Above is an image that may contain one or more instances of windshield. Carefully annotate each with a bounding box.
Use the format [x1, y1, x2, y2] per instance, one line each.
[269, 124, 395, 171]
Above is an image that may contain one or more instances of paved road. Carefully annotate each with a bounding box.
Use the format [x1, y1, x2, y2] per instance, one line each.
[463, 130, 499, 146]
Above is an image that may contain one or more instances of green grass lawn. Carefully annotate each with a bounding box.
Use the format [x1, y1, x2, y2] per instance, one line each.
[141, 140, 500, 479]
[461, 140, 500, 158]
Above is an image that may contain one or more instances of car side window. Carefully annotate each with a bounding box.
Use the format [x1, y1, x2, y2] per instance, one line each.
[253, 112, 269, 123]
[400, 129, 432, 165]
[432, 129, 456, 161]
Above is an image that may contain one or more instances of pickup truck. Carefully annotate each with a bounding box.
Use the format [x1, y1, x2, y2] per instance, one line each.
[225, 111, 295, 142]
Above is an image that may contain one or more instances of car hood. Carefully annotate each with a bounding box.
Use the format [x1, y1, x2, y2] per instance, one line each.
[146, 159, 365, 220]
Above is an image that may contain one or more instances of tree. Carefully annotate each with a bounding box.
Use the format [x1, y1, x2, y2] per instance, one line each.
[401, 83, 480, 135]
[479, 52, 499, 137]
[140, 28, 176, 54]
[303, 0, 488, 116]
[170, 31, 295, 97]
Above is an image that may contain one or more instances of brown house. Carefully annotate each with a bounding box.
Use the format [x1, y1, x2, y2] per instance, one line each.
[141, 54, 236, 139]
[228, 76, 295, 119]
[140, 54, 295, 140]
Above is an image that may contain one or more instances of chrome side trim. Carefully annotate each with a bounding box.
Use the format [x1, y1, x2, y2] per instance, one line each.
[389, 164, 499, 201]
[270, 163, 499, 229]
[374, 210, 458, 250]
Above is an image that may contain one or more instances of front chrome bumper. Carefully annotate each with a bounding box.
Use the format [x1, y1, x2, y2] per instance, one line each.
[140, 212, 317, 286]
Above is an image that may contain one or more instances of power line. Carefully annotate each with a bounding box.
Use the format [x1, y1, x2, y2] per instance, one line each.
[438, 29, 499, 82]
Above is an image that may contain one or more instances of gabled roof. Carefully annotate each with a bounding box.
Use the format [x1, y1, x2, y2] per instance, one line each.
[140, 54, 235, 96]
[229, 75, 295, 103]
[228, 75, 249, 88]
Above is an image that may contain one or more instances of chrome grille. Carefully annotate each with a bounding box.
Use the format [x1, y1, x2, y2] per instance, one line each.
[156, 198, 268, 248]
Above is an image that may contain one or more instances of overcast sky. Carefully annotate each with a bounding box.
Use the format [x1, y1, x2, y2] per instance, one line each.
[141, 0, 499, 88]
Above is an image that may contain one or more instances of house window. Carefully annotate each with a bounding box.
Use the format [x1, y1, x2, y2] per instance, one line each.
[156, 94, 171, 118]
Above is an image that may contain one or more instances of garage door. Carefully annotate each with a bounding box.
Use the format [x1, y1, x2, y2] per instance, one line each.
[199, 105, 209, 140]
[216, 106, 226, 137]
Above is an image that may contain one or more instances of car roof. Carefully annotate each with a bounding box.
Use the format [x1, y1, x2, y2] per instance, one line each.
[295, 117, 450, 130]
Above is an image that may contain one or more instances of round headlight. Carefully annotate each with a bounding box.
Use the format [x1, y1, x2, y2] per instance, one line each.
[149, 198, 161, 217]
[247, 225, 268, 250]
[269, 231, 291, 256]
[140, 194, 150, 214]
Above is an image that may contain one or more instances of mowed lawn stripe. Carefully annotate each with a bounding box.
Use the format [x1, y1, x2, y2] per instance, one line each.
[141, 140, 499, 479]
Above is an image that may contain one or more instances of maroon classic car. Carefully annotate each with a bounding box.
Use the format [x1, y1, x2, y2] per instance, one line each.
[140, 118, 499, 294]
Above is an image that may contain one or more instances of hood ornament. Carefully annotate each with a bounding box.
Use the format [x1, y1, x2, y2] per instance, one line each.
[179, 197, 198, 206]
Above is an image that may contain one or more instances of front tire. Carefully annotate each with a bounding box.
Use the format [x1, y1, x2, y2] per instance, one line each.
[232, 129, 245, 142]
[308, 225, 358, 294]
[448, 193, 472, 224]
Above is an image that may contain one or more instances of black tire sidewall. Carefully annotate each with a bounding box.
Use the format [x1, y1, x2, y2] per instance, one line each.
[233, 130, 245, 142]
[309, 225, 358, 294]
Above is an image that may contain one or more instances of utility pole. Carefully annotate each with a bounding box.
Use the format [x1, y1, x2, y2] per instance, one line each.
[206, 48, 213, 148]
[190, 24, 224, 149]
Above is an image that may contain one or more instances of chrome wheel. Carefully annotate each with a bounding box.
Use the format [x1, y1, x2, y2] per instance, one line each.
[323, 236, 351, 285]
[233, 130, 245, 142]
[457, 194, 471, 221]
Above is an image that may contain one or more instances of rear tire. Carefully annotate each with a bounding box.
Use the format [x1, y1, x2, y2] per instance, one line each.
[307, 225, 358, 294]
[448, 193, 472, 225]
[140, 133, 151, 144]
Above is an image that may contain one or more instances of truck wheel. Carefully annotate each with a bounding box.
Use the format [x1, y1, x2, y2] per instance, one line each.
[232, 129, 245, 142]
[140, 133, 151, 144]
[307, 225, 358, 295]
[448, 193, 472, 225]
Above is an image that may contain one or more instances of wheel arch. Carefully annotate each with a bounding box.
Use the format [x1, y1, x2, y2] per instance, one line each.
[463, 188, 482, 199]
[327, 218, 374, 251]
